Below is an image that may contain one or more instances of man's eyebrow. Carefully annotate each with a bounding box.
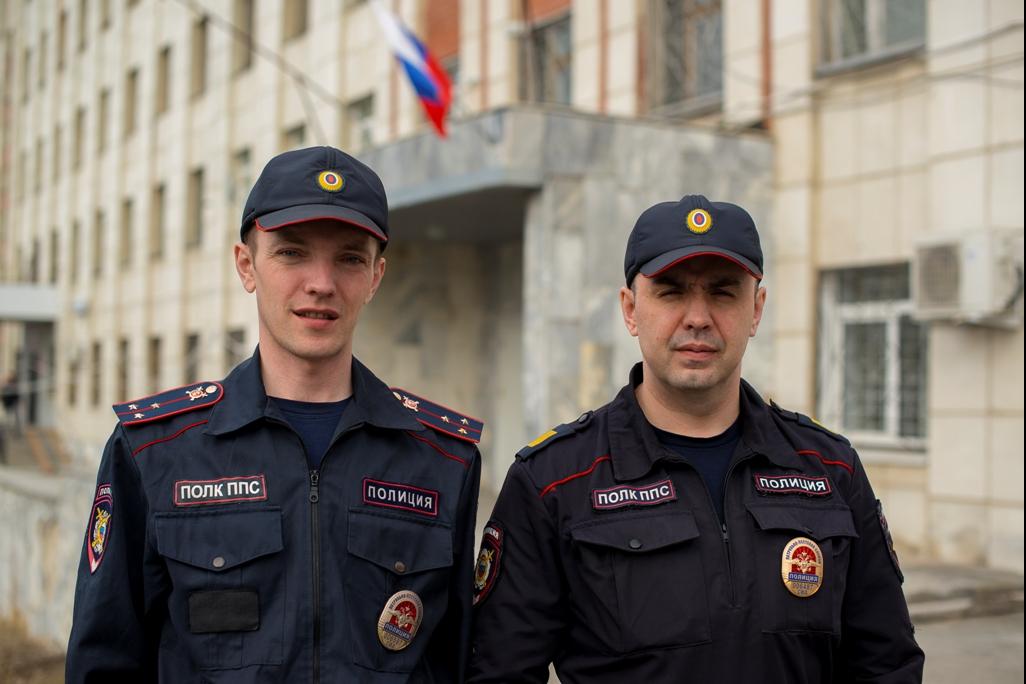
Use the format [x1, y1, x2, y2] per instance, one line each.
[706, 276, 743, 288]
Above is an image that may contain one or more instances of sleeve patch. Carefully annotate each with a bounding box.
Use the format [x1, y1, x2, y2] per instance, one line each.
[473, 522, 504, 606]
[390, 388, 484, 444]
[86, 484, 114, 574]
[877, 500, 904, 584]
[113, 382, 224, 426]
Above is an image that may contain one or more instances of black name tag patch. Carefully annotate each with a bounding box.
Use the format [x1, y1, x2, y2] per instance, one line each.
[174, 475, 268, 506]
[754, 473, 832, 496]
[363, 478, 439, 517]
[592, 479, 677, 510]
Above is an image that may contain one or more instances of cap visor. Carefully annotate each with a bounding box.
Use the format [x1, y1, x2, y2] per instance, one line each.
[640, 246, 763, 280]
[255, 204, 387, 242]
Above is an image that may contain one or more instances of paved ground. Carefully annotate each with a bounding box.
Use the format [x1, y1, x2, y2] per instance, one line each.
[918, 612, 1024, 684]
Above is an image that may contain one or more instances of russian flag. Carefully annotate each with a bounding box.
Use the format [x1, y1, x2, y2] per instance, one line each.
[371, 0, 453, 137]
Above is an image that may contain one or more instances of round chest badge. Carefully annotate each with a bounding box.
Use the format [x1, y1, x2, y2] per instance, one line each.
[781, 536, 824, 598]
[685, 208, 713, 234]
[377, 590, 424, 651]
[317, 170, 344, 192]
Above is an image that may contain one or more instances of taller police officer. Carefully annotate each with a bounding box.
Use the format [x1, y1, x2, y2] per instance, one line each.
[469, 195, 923, 682]
[66, 147, 483, 682]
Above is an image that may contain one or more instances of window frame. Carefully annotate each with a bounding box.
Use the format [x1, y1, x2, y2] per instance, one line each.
[817, 268, 928, 451]
[816, 0, 926, 77]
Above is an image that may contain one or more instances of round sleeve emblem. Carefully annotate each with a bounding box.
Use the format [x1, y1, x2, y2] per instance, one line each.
[377, 590, 424, 651]
[317, 170, 344, 192]
[685, 208, 713, 234]
[781, 536, 824, 597]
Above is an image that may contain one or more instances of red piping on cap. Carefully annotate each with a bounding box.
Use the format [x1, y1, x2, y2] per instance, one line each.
[255, 215, 387, 242]
[643, 251, 763, 280]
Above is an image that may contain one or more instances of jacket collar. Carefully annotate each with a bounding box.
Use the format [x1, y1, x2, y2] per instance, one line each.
[608, 363, 802, 481]
[205, 347, 424, 437]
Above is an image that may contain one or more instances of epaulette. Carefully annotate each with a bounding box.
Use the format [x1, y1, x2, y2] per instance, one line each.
[517, 411, 593, 460]
[391, 388, 484, 444]
[112, 382, 224, 427]
[770, 401, 850, 446]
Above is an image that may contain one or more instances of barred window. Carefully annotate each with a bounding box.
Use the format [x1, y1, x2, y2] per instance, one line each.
[817, 264, 928, 447]
[820, 0, 925, 70]
[647, 0, 723, 114]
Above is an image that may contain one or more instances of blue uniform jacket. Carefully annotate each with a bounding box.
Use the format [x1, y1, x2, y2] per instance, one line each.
[469, 364, 923, 683]
[66, 350, 481, 683]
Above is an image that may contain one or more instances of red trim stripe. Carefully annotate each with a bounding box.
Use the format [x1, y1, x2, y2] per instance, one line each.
[405, 430, 469, 468]
[540, 455, 612, 498]
[797, 449, 854, 475]
[132, 420, 209, 457]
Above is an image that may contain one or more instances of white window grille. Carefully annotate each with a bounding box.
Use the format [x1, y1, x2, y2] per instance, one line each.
[817, 264, 928, 449]
[819, 0, 926, 71]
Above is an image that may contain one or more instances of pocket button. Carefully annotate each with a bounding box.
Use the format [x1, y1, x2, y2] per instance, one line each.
[212, 556, 226, 569]
[628, 538, 642, 550]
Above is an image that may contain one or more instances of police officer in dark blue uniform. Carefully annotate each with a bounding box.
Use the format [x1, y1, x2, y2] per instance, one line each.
[66, 147, 483, 683]
[468, 196, 923, 683]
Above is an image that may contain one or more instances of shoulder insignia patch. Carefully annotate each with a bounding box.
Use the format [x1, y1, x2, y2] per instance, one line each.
[517, 412, 593, 460]
[770, 401, 850, 446]
[390, 388, 484, 444]
[113, 382, 224, 426]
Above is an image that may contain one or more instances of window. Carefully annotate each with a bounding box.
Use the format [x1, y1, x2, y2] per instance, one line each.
[91, 340, 102, 407]
[147, 336, 162, 392]
[34, 138, 43, 193]
[74, 106, 86, 168]
[817, 264, 928, 447]
[225, 328, 246, 370]
[100, 0, 112, 30]
[22, 48, 31, 103]
[184, 333, 200, 383]
[97, 89, 110, 151]
[345, 95, 375, 152]
[233, 0, 255, 73]
[283, 0, 308, 41]
[70, 221, 81, 282]
[521, 15, 572, 105]
[68, 357, 80, 406]
[150, 183, 165, 259]
[57, 11, 67, 70]
[49, 229, 59, 284]
[124, 68, 138, 136]
[231, 147, 252, 203]
[647, 0, 723, 113]
[190, 17, 209, 98]
[78, 0, 89, 53]
[38, 32, 48, 89]
[119, 198, 133, 266]
[281, 123, 305, 150]
[117, 338, 129, 401]
[92, 210, 105, 277]
[52, 126, 61, 180]
[820, 0, 925, 69]
[155, 46, 171, 115]
[186, 168, 204, 249]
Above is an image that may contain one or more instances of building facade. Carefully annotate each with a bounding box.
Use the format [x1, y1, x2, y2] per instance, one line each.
[0, 0, 1022, 607]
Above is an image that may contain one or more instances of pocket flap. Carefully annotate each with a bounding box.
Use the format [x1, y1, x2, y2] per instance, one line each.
[746, 503, 857, 540]
[154, 508, 284, 572]
[348, 509, 453, 574]
[569, 512, 700, 552]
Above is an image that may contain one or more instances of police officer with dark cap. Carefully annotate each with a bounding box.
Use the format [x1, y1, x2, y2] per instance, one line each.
[67, 146, 483, 682]
[468, 195, 923, 683]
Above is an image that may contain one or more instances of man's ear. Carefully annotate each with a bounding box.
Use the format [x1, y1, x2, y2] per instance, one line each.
[750, 285, 767, 337]
[366, 256, 386, 304]
[235, 241, 256, 293]
[620, 285, 639, 337]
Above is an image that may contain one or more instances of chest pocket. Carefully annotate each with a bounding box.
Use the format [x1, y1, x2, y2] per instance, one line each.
[746, 502, 857, 635]
[345, 509, 454, 673]
[154, 508, 285, 669]
[568, 511, 711, 654]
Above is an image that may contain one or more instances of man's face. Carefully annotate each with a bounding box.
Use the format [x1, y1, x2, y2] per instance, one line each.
[234, 220, 385, 365]
[621, 256, 766, 395]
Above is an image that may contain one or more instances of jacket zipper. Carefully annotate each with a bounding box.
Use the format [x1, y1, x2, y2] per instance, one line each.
[309, 469, 321, 684]
[694, 453, 751, 608]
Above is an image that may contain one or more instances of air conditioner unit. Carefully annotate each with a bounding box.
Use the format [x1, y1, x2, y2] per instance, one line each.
[912, 230, 1024, 328]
